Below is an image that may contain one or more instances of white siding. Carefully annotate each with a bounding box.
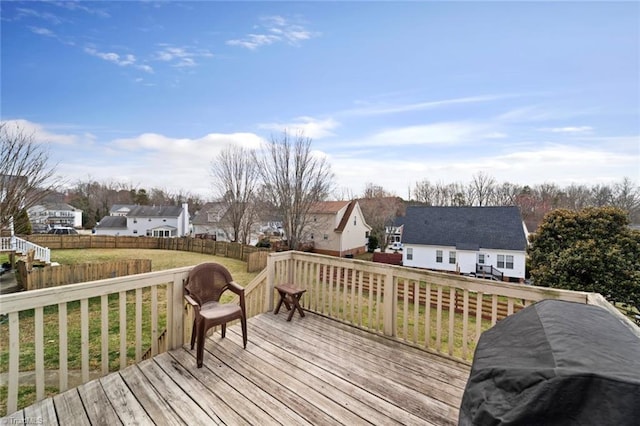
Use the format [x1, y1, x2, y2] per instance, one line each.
[404, 244, 526, 279]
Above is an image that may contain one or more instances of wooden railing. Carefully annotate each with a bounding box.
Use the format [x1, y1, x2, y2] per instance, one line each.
[263, 252, 638, 363]
[2, 251, 637, 416]
[0, 267, 189, 415]
[0, 236, 51, 263]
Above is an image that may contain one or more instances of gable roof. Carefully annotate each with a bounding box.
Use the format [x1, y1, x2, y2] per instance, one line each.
[335, 200, 357, 232]
[398, 206, 527, 251]
[96, 216, 127, 229]
[110, 204, 137, 215]
[309, 201, 350, 215]
[192, 202, 228, 225]
[127, 205, 184, 218]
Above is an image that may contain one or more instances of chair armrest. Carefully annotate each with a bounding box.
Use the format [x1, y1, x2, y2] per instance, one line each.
[227, 281, 245, 296]
[184, 294, 199, 308]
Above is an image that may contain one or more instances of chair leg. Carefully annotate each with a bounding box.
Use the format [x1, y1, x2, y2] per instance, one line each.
[221, 323, 226, 339]
[241, 315, 247, 349]
[190, 319, 197, 350]
[196, 323, 206, 368]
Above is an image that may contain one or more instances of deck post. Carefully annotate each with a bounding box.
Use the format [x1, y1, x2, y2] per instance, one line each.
[266, 253, 276, 312]
[169, 272, 185, 349]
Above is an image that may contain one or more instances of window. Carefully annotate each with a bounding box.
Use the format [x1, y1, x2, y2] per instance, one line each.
[478, 254, 485, 264]
[323, 234, 328, 240]
[497, 255, 505, 268]
[506, 255, 514, 269]
[310, 233, 314, 240]
[436, 250, 443, 263]
[406, 248, 413, 260]
[133, 230, 138, 234]
[449, 251, 456, 264]
[353, 216, 357, 225]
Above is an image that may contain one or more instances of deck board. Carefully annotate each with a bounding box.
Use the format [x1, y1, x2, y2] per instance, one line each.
[2, 312, 470, 425]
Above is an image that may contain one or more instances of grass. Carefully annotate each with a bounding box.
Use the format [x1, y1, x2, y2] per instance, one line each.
[0, 248, 260, 415]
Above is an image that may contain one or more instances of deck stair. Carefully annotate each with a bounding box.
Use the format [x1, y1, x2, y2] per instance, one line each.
[0, 237, 51, 264]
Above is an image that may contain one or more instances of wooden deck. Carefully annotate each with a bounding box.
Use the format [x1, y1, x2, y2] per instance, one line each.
[2, 312, 470, 425]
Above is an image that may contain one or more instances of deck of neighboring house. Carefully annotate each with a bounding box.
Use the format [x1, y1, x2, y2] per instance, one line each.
[1, 312, 470, 425]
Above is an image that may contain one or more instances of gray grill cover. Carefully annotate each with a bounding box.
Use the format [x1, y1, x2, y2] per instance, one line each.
[459, 300, 640, 425]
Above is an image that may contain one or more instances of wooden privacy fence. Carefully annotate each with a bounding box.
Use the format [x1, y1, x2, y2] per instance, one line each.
[247, 251, 269, 272]
[24, 235, 270, 270]
[17, 259, 152, 291]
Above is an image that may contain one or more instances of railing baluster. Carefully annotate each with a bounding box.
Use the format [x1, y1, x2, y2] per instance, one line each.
[462, 289, 469, 360]
[58, 302, 68, 392]
[81, 298, 89, 383]
[475, 292, 483, 345]
[448, 287, 455, 356]
[101, 295, 109, 375]
[413, 280, 419, 344]
[35, 307, 44, 401]
[403, 279, 409, 341]
[491, 294, 498, 325]
[151, 285, 158, 356]
[436, 286, 443, 351]
[357, 269, 363, 327]
[424, 282, 431, 349]
[119, 291, 127, 369]
[376, 273, 383, 333]
[507, 297, 514, 316]
[328, 265, 334, 316]
[135, 288, 142, 361]
[7, 311, 19, 414]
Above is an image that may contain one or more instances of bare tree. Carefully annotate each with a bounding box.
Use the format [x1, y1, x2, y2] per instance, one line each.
[470, 172, 496, 206]
[358, 183, 404, 251]
[0, 123, 59, 230]
[256, 130, 334, 250]
[210, 145, 260, 244]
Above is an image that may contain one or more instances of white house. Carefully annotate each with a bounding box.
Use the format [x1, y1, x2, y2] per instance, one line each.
[95, 203, 190, 237]
[399, 206, 528, 282]
[306, 200, 371, 257]
[28, 203, 83, 232]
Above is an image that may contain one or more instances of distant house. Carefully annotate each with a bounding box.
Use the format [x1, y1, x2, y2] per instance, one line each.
[28, 203, 83, 232]
[306, 200, 371, 257]
[95, 203, 190, 237]
[109, 204, 138, 217]
[191, 202, 229, 240]
[399, 206, 528, 282]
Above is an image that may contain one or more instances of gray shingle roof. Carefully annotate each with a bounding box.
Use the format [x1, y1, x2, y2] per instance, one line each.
[127, 205, 183, 217]
[398, 206, 527, 251]
[96, 216, 127, 229]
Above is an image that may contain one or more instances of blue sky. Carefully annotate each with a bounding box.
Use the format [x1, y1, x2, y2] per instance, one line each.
[2, 1, 639, 199]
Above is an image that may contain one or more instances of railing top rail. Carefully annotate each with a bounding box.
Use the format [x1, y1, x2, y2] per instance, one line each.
[0, 265, 193, 314]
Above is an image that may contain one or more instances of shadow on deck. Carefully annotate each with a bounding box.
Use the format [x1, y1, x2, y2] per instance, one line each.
[2, 312, 470, 425]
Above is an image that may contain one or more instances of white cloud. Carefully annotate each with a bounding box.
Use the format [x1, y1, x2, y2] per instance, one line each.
[226, 15, 317, 50]
[0, 119, 77, 145]
[538, 126, 593, 133]
[361, 121, 496, 147]
[259, 117, 340, 139]
[29, 26, 55, 37]
[153, 45, 213, 67]
[342, 94, 515, 117]
[84, 47, 153, 73]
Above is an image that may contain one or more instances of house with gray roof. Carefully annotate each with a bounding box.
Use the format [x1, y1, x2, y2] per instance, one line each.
[27, 202, 83, 232]
[398, 206, 528, 281]
[95, 203, 190, 237]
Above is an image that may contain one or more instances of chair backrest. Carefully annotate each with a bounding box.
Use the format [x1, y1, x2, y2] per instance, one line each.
[184, 262, 234, 306]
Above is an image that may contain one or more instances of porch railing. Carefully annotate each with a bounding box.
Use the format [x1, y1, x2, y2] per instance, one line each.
[0, 236, 51, 264]
[0, 267, 189, 415]
[475, 263, 504, 281]
[264, 251, 639, 362]
[1, 251, 637, 416]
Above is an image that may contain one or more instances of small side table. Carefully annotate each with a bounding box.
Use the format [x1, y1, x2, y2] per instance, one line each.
[274, 284, 307, 321]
